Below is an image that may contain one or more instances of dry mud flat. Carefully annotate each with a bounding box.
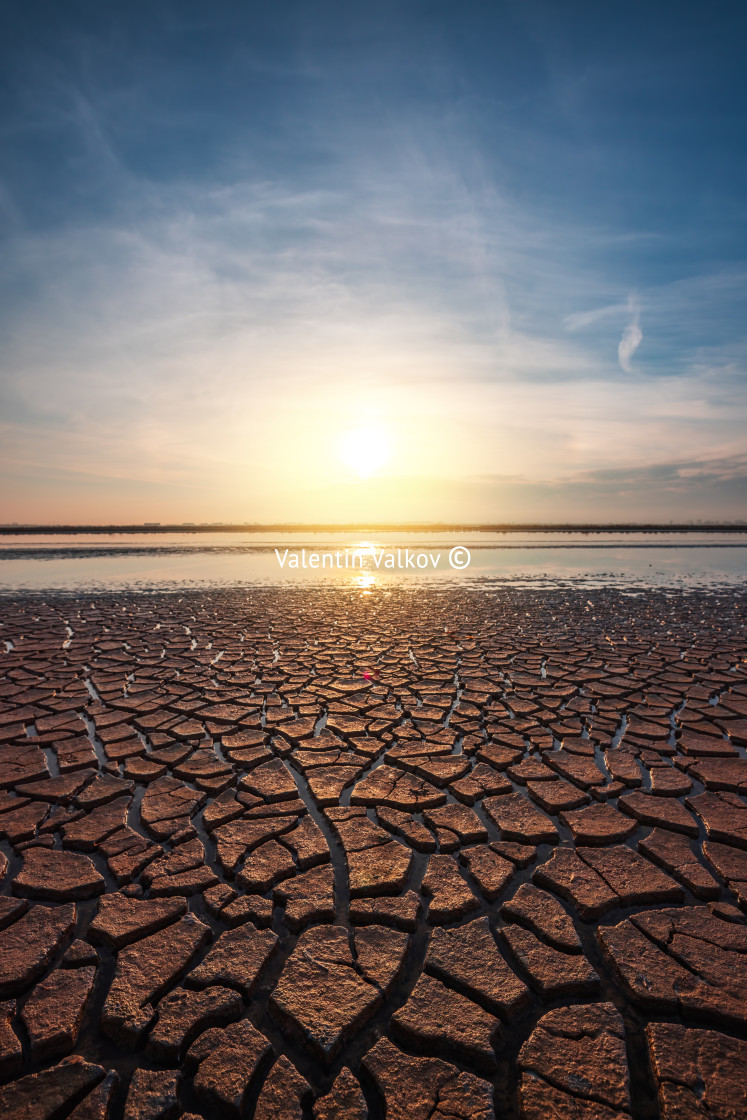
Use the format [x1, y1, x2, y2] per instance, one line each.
[0, 586, 745, 1120]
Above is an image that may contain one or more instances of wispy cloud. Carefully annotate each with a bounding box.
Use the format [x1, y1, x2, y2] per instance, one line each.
[617, 296, 642, 374]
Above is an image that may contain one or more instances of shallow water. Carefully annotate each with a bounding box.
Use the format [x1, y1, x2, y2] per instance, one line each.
[1, 530, 746, 591]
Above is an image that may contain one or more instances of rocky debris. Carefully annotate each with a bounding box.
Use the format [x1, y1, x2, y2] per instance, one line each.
[0, 902, 76, 997]
[501, 883, 582, 951]
[639, 829, 721, 899]
[102, 913, 211, 1045]
[123, 1068, 180, 1120]
[313, 1067, 367, 1120]
[422, 853, 480, 921]
[362, 1036, 493, 1120]
[0, 1055, 105, 1120]
[483, 792, 558, 844]
[188, 1019, 272, 1116]
[254, 1056, 311, 1120]
[146, 985, 242, 1060]
[88, 894, 187, 948]
[187, 922, 278, 996]
[13, 846, 105, 900]
[391, 972, 500, 1072]
[425, 917, 529, 1016]
[647, 1021, 747, 1120]
[270, 925, 407, 1062]
[518, 1003, 631, 1118]
[560, 803, 637, 845]
[21, 965, 96, 1060]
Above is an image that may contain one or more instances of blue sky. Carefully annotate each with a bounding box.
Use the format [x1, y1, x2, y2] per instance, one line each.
[1, 0, 745, 522]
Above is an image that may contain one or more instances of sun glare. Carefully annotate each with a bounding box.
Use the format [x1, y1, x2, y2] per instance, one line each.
[338, 424, 391, 479]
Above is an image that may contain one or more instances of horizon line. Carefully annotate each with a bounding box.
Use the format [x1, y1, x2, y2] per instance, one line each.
[1, 522, 746, 534]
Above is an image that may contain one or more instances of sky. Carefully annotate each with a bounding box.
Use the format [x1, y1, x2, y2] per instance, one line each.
[1, 0, 746, 524]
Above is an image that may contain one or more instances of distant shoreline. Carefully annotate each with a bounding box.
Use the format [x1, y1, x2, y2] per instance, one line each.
[1, 523, 746, 535]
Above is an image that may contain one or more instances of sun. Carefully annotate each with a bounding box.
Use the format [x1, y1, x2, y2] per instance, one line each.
[338, 424, 391, 479]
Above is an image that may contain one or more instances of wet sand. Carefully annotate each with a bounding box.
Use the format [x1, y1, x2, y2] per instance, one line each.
[0, 586, 745, 1119]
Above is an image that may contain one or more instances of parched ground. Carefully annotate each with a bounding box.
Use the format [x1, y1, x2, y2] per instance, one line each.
[0, 586, 746, 1120]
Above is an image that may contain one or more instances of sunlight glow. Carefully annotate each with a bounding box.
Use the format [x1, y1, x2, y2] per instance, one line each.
[338, 425, 391, 479]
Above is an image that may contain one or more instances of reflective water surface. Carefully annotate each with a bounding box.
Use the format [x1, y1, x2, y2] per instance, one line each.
[1, 530, 746, 591]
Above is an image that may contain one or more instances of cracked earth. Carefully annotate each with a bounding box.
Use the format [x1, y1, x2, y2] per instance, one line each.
[0, 586, 746, 1120]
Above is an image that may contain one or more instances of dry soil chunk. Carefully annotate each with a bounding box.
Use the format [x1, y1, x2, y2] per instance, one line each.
[0, 1056, 104, 1119]
[187, 922, 278, 997]
[88, 895, 187, 948]
[13, 846, 104, 900]
[646, 1022, 747, 1120]
[0, 902, 76, 997]
[361, 1036, 494, 1120]
[561, 803, 636, 845]
[123, 1068, 180, 1120]
[0, 998, 22, 1079]
[188, 1020, 271, 1116]
[254, 1056, 311, 1120]
[619, 791, 698, 836]
[639, 830, 720, 899]
[501, 925, 599, 999]
[533, 848, 618, 920]
[350, 763, 446, 810]
[21, 965, 95, 1060]
[578, 845, 684, 906]
[519, 1003, 631, 1116]
[391, 972, 500, 1072]
[687, 791, 747, 849]
[68, 1071, 119, 1120]
[102, 913, 211, 1046]
[459, 844, 515, 901]
[484, 793, 558, 844]
[313, 1067, 367, 1120]
[350, 890, 421, 931]
[147, 985, 242, 1060]
[270, 925, 406, 1063]
[422, 853, 480, 922]
[425, 916, 529, 1016]
[501, 882, 582, 951]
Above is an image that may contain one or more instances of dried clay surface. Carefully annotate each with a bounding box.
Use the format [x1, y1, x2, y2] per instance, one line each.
[0, 585, 745, 1120]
